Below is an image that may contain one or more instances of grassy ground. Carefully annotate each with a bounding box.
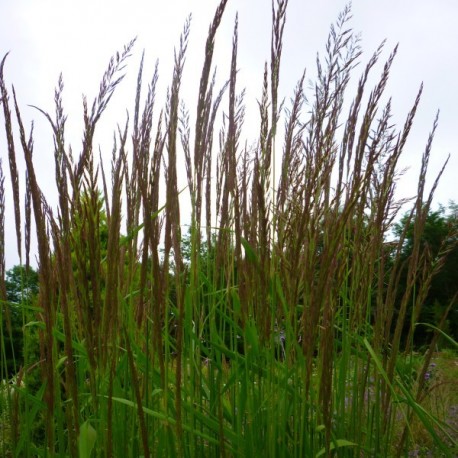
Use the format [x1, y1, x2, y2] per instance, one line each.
[407, 351, 458, 456]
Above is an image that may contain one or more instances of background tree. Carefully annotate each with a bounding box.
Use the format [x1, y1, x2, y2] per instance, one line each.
[394, 203, 458, 347]
[2, 265, 39, 377]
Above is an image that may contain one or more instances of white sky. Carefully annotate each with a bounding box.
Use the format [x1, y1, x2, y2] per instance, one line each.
[1, 0, 457, 267]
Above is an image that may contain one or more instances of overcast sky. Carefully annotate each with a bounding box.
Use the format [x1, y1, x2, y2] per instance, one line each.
[1, 0, 457, 267]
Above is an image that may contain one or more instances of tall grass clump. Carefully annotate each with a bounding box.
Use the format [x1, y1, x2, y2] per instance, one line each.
[1, 1, 457, 456]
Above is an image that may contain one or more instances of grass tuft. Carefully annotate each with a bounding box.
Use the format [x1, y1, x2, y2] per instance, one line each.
[0, 2, 457, 457]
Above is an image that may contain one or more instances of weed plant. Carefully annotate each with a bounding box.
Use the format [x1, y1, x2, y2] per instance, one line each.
[1, 1, 457, 456]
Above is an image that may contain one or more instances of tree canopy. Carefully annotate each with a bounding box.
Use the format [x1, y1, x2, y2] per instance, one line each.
[394, 203, 458, 345]
[1, 265, 39, 377]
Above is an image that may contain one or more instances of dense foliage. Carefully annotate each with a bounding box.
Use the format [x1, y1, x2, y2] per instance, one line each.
[394, 204, 458, 346]
[1, 265, 38, 377]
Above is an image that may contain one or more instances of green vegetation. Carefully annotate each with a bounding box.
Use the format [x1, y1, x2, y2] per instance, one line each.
[1, 265, 39, 377]
[394, 204, 458, 348]
[1, 1, 457, 456]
